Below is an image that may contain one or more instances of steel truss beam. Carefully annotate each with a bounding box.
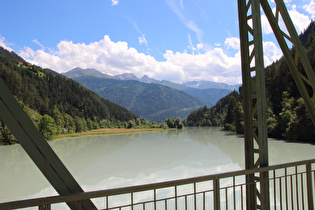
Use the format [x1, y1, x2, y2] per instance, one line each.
[238, 0, 315, 209]
[0, 78, 97, 210]
[238, 0, 270, 209]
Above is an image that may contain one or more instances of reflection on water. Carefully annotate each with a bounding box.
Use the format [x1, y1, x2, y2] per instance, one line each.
[0, 127, 314, 204]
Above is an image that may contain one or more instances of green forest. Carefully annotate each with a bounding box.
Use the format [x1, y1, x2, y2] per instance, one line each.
[0, 48, 167, 144]
[187, 21, 315, 142]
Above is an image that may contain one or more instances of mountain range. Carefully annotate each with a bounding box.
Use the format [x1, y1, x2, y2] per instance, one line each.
[63, 68, 240, 122]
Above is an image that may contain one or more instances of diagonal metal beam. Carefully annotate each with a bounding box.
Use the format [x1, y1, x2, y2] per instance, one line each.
[260, 0, 315, 126]
[0, 78, 97, 210]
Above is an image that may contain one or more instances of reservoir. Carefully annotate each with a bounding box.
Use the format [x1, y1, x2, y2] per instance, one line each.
[1, 127, 315, 205]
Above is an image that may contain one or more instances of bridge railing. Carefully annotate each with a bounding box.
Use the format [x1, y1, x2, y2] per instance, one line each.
[0, 159, 314, 210]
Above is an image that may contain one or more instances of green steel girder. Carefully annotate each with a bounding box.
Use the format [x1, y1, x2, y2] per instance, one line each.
[0, 78, 97, 210]
[238, 0, 315, 209]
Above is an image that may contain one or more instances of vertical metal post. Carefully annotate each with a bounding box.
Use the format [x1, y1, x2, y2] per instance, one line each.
[213, 178, 220, 210]
[252, 0, 270, 208]
[306, 163, 314, 209]
[238, 0, 256, 208]
[239, 0, 315, 208]
[238, 0, 270, 209]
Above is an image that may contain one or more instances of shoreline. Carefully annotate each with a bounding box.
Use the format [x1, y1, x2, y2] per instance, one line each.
[54, 128, 166, 139]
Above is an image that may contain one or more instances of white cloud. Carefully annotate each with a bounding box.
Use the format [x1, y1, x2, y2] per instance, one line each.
[33, 39, 45, 50]
[19, 47, 35, 59]
[17, 35, 284, 85]
[224, 37, 240, 50]
[187, 33, 195, 50]
[304, 0, 315, 18]
[0, 35, 13, 52]
[261, 5, 311, 35]
[162, 48, 242, 84]
[263, 41, 283, 66]
[18, 35, 242, 84]
[112, 0, 119, 6]
[288, 5, 312, 34]
[138, 34, 148, 46]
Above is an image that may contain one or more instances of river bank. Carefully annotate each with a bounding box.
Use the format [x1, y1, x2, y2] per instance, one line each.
[54, 128, 166, 139]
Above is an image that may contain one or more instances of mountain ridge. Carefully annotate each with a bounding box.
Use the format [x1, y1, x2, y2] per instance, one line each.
[72, 76, 205, 122]
[63, 67, 240, 90]
[64, 68, 238, 107]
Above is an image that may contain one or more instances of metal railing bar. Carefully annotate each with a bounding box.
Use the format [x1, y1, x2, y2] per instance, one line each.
[202, 192, 205, 210]
[241, 185, 244, 210]
[175, 185, 177, 210]
[306, 163, 314, 209]
[291, 175, 294, 210]
[225, 188, 228, 210]
[233, 176, 236, 210]
[154, 189, 156, 210]
[184, 195, 187, 210]
[194, 182, 197, 210]
[213, 178, 220, 210]
[301, 173, 305, 210]
[131, 192, 134, 210]
[273, 169, 276, 210]
[285, 168, 288, 210]
[296, 165, 300, 210]
[1, 159, 314, 210]
[279, 176, 283, 210]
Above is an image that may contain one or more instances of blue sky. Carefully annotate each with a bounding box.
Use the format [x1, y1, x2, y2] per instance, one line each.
[0, 0, 314, 84]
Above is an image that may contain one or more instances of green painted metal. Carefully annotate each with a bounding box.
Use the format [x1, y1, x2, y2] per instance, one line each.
[238, 0, 270, 209]
[237, 0, 257, 208]
[0, 78, 97, 210]
[260, 0, 315, 126]
[238, 0, 315, 209]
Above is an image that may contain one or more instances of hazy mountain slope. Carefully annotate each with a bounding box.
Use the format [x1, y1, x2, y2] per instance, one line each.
[65, 68, 235, 107]
[182, 80, 240, 91]
[73, 76, 206, 122]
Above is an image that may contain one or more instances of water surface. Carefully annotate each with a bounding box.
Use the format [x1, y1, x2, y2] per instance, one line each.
[0, 127, 314, 203]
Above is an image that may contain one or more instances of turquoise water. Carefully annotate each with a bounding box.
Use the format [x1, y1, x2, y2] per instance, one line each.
[0, 127, 314, 204]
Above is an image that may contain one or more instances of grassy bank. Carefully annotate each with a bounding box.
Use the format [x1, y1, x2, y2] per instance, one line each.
[55, 128, 165, 139]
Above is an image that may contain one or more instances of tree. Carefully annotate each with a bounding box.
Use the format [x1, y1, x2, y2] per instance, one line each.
[174, 117, 184, 129]
[0, 121, 17, 145]
[127, 119, 136, 128]
[74, 116, 87, 133]
[285, 98, 315, 140]
[165, 118, 175, 128]
[234, 101, 244, 134]
[276, 91, 296, 138]
[38, 115, 58, 140]
[64, 113, 76, 133]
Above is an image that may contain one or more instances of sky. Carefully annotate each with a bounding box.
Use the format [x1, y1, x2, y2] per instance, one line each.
[0, 0, 314, 85]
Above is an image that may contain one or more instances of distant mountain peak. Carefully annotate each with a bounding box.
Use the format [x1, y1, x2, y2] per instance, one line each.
[63, 68, 112, 79]
[114, 73, 139, 80]
[140, 75, 159, 83]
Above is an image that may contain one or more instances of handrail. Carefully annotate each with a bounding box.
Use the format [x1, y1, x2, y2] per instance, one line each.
[0, 158, 314, 209]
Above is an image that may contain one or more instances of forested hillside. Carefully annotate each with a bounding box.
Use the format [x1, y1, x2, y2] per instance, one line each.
[73, 76, 205, 122]
[65, 68, 234, 116]
[0, 48, 143, 144]
[187, 21, 315, 141]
